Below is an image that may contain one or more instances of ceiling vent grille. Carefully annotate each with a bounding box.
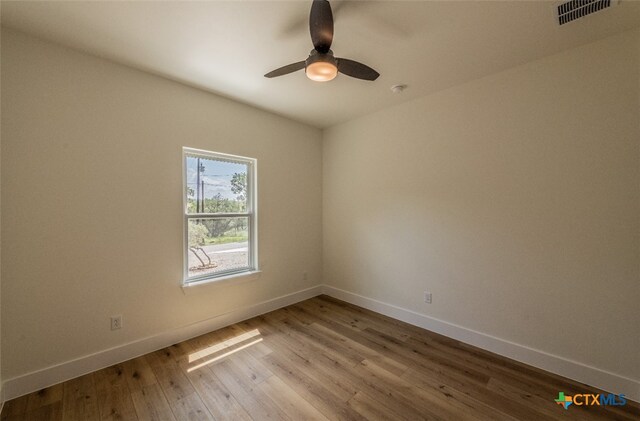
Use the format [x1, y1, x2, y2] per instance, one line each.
[556, 0, 618, 25]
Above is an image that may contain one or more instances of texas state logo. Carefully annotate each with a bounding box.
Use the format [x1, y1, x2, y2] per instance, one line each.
[554, 392, 626, 410]
[555, 392, 573, 409]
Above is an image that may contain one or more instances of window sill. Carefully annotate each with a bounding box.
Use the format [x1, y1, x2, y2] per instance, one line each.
[181, 270, 261, 294]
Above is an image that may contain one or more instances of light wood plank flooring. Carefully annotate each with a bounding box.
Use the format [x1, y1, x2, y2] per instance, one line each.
[2, 295, 638, 420]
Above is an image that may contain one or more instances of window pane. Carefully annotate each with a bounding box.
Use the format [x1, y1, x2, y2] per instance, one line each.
[185, 155, 248, 214]
[187, 217, 250, 278]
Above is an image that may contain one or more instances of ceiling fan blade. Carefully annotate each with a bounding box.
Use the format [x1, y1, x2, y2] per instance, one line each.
[280, 1, 346, 39]
[264, 61, 306, 78]
[337, 58, 380, 81]
[310, 0, 333, 53]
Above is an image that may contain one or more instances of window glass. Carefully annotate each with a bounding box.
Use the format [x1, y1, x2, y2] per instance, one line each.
[183, 148, 256, 284]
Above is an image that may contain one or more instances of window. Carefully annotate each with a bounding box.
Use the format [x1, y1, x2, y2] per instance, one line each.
[183, 148, 257, 284]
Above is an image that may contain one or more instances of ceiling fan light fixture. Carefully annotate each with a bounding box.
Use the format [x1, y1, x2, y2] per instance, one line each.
[306, 61, 338, 82]
[305, 50, 338, 82]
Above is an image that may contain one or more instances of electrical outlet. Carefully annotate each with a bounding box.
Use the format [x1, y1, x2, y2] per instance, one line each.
[111, 315, 123, 330]
[424, 291, 432, 304]
[303, 272, 308, 280]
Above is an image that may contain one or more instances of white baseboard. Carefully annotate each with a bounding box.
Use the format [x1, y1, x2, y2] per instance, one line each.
[320, 285, 640, 403]
[4, 283, 638, 404]
[2, 285, 323, 401]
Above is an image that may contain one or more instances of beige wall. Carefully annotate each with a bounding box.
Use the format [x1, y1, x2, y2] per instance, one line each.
[2, 23, 639, 396]
[0, 28, 322, 381]
[323, 29, 640, 380]
[0, 27, 3, 404]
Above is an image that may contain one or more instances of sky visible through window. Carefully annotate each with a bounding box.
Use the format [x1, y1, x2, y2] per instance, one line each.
[186, 156, 247, 201]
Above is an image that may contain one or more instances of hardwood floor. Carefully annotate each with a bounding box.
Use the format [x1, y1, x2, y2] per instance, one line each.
[2, 295, 638, 420]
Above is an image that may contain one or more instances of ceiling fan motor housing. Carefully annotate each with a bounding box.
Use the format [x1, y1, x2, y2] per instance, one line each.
[305, 49, 337, 68]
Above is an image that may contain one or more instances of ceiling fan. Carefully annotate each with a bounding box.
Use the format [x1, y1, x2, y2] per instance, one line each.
[264, 0, 380, 82]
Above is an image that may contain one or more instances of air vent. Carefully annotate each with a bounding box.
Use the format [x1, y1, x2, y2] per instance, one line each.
[556, 0, 619, 25]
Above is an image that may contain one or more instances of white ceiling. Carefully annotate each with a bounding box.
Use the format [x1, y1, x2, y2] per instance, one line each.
[2, 0, 639, 128]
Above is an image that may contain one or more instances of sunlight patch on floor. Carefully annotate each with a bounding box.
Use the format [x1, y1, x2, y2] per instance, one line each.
[187, 328, 264, 372]
[188, 329, 261, 363]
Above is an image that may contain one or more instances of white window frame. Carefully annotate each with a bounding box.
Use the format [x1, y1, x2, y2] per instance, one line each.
[182, 147, 258, 285]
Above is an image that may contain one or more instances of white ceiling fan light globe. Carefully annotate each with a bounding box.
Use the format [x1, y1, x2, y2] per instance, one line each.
[306, 61, 338, 82]
[305, 49, 338, 82]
